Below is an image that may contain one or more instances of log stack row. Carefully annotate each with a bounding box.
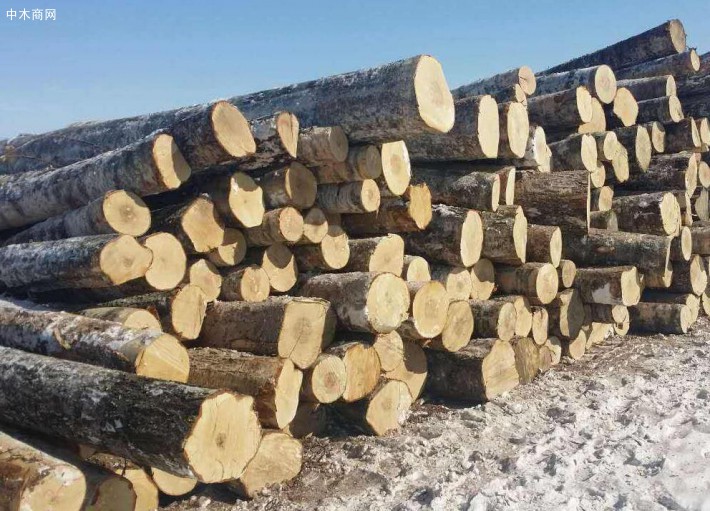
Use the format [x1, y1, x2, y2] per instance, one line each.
[0, 19, 709, 510]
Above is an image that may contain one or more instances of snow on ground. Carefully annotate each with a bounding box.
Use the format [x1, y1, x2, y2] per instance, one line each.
[167, 319, 710, 511]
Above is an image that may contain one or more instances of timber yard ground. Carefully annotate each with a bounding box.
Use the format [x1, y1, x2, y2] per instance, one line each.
[166, 319, 710, 511]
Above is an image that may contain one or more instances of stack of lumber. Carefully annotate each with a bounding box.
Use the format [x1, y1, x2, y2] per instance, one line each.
[0, 19, 709, 508]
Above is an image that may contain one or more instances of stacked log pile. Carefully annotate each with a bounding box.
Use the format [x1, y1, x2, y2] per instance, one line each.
[0, 18, 708, 508]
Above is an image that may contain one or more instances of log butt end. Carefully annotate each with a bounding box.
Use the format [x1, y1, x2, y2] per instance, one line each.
[414, 56, 455, 134]
[481, 339, 519, 399]
[274, 359, 303, 428]
[366, 273, 411, 333]
[104, 190, 152, 236]
[152, 133, 191, 189]
[144, 232, 188, 290]
[595, 65, 618, 105]
[229, 172, 265, 229]
[282, 298, 336, 369]
[461, 210, 484, 267]
[506, 102, 530, 158]
[380, 141, 412, 196]
[135, 333, 190, 383]
[519, 65, 537, 95]
[101, 235, 153, 285]
[478, 95, 501, 158]
[276, 112, 300, 158]
[306, 354, 346, 404]
[212, 101, 257, 158]
[365, 380, 413, 436]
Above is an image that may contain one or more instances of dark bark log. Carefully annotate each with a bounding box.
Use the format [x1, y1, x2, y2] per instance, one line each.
[614, 50, 700, 80]
[612, 191, 681, 236]
[297, 126, 349, 165]
[238, 112, 299, 171]
[635, 96, 684, 124]
[451, 66, 536, 98]
[605, 88, 638, 128]
[548, 133, 597, 171]
[411, 166, 500, 211]
[664, 118, 702, 153]
[479, 208, 527, 265]
[535, 65, 617, 104]
[629, 302, 692, 334]
[574, 266, 642, 306]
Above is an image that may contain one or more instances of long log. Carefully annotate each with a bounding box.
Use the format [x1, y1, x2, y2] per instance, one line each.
[590, 210, 618, 230]
[0, 347, 262, 483]
[573, 266, 642, 306]
[642, 291, 701, 324]
[496, 263, 559, 304]
[341, 234, 404, 275]
[340, 185, 432, 235]
[614, 49, 700, 80]
[617, 75, 676, 100]
[543, 20, 687, 73]
[635, 96, 684, 124]
[612, 191, 681, 236]
[311, 145, 382, 184]
[479, 208, 528, 265]
[238, 112, 299, 171]
[629, 302, 692, 334]
[316, 180, 381, 214]
[231, 55, 455, 143]
[297, 126, 349, 165]
[527, 87, 593, 130]
[535, 65, 617, 104]
[199, 297, 335, 369]
[468, 300, 516, 341]
[605, 88, 638, 128]
[292, 225, 350, 272]
[563, 229, 671, 272]
[664, 118, 702, 153]
[411, 166, 500, 211]
[451, 66, 537, 99]
[667, 255, 708, 295]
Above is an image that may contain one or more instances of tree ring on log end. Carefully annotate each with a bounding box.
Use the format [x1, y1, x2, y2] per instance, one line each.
[369, 234, 404, 275]
[365, 380, 412, 436]
[438, 300, 474, 352]
[135, 333, 190, 382]
[366, 273, 410, 333]
[414, 56, 455, 133]
[411, 281, 449, 338]
[211, 101, 257, 158]
[261, 244, 298, 293]
[575, 87, 594, 123]
[284, 162, 317, 209]
[103, 190, 151, 236]
[100, 235, 153, 285]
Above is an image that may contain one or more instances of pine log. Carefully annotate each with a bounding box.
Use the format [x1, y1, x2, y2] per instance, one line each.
[479, 207, 527, 265]
[342, 330, 405, 372]
[79, 306, 161, 331]
[403, 204, 483, 267]
[527, 87, 592, 130]
[258, 162, 317, 210]
[231, 55, 456, 143]
[468, 300, 516, 341]
[589, 210, 619, 230]
[297, 126, 349, 165]
[574, 266, 642, 306]
[238, 112, 299, 171]
[326, 341, 381, 402]
[191, 171, 265, 229]
[530, 305, 549, 345]
[673, 191, 694, 227]
[199, 297, 335, 369]
[451, 66, 537, 99]
[340, 185, 432, 235]
[562, 329, 587, 360]
[543, 20, 687, 73]
[470, 259, 496, 300]
[496, 263, 559, 304]
[635, 95, 684, 124]
[425, 300, 474, 352]
[646, 121, 666, 153]
[220, 265, 270, 302]
[430, 265, 472, 301]
[691, 224, 710, 255]
[397, 281, 449, 340]
[0, 132, 190, 230]
[187, 348, 302, 429]
[667, 255, 708, 295]
[0, 235, 152, 291]
[402, 255, 431, 282]
[590, 131, 619, 162]
[497, 102, 530, 158]
[641, 291, 700, 324]
[85, 453, 158, 511]
[535, 65, 617, 104]
[425, 339, 519, 402]
[430, 164, 516, 205]
[382, 340, 428, 400]
[614, 125, 652, 174]
[209, 228, 247, 267]
[493, 295, 532, 337]
[617, 166, 696, 194]
[377, 141, 412, 197]
[514, 170, 589, 234]
[245, 244, 299, 293]
[486, 84, 527, 105]
[341, 235, 404, 275]
[229, 431, 302, 498]
[629, 302, 692, 334]
[591, 186, 614, 211]
[664, 118, 702, 153]
[245, 207, 304, 246]
[300, 353, 347, 404]
[612, 191, 681, 235]
[617, 75, 677, 100]
[605, 88, 639, 128]
[526, 224, 562, 267]
[563, 229, 671, 272]
[615, 49, 700, 80]
[292, 225, 350, 271]
[546, 288, 585, 340]
[152, 196, 226, 254]
[411, 166, 500, 211]
[316, 180, 381, 214]
[0, 347, 262, 482]
[333, 379, 412, 436]
[670, 225, 692, 261]
[406, 95, 500, 161]
[558, 259, 577, 289]
[311, 145, 382, 184]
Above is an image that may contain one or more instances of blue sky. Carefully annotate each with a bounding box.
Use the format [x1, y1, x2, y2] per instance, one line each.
[1, 0, 708, 139]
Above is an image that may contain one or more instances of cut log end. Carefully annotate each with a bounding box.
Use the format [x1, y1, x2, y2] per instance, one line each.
[383, 340, 427, 400]
[222, 265, 270, 302]
[367, 273, 411, 333]
[189, 259, 223, 302]
[336, 342, 382, 402]
[89, 474, 137, 511]
[283, 162, 318, 209]
[135, 333, 190, 382]
[228, 172, 265, 229]
[577, 86, 594, 123]
[403, 255, 430, 282]
[415, 55, 455, 133]
[261, 244, 298, 293]
[461, 210, 484, 267]
[479, 95, 501, 158]
[152, 133, 192, 189]
[275, 111, 300, 158]
[321, 225, 351, 270]
[506, 102, 530, 158]
[144, 232, 187, 290]
[519, 65, 537, 95]
[211, 101, 257, 158]
[373, 330, 405, 372]
[183, 391, 262, 483]
[301, 208, 329, 244]
[380, 141, 412, 196]
[408, 280, 449, 338]
[171, 284, 209, 340]
[274, 359, 304, 428]
[209, 228, 247, 267]
[150, 468, 197, 497]
[470, 258, 495, 300]
[182, 197, 227, 253]
[612, 88, 639, 127]
[595, 65, 618, 104]
[102, 190, 152, 236]
[365, 380, 413, 435]
[101, 235, 153, 286]
[281, 298, 336, 369]
[433, 300, 474, 352]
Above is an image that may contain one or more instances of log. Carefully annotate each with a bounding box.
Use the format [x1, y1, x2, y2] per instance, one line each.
[612, 191, 681, 236]
[698, 118, 710, 146]
[495, 124, 552, 172]
[646, 121, 666, 153]
[497, 102, 530, 158]
[98, 284, 208, 341]
[538, 337, 560, 371]
[2, 190, 151, 246]
[526, 225, 562, 267]
[342, 330, 405, 373]
[510, 337, 540, 384]
[590, 303, 629, 326]
[530, 306, 549, 345]
[79, 306, 162, 331]
[258, 162, 317, 210]
[406, 95, 500, 161]
[563, 229, 671, 272]
[377, 140, 412, 197]
[425, 339, 519, 402]
[245, 207, 303, 246]
[0, 132, 190, 231]
[590, 161, 606, 189]
[0, 101, 254, 174]
[468, 300, 516, 341]
[514, 170, 589, 234]
[430, 265, 472, 301]
[333, 379, 412, 436]
[292, 225, 350, 271]
[382, 339, 428, 399]
[0, 347, 262, 482]
[641, 291, 700, 324]
[238, 112, 299, 171]
[152, 196, 226, 254]
[589, 210, 619, 230]
[403, 204, 483, 267]
[470, 259, 496, 300]
[535, 65, 617, 104]
[695, 189, 709, 221]
[617, 166, 696, 194]
[208, 228, 247, 267]
[85, 454, 158, 511]
[605, 88, 638, 128]
[402, 255, 430, 282]
[185, 259, 222, 302]
[300, 353, 347, 404]
[543, 20, 687, 73]
[316, 180, 381, 214]
[496, 263, 559, 304]
[664, 118, 702, 153]
[562, 329, 587, 360]
[311, 145, 382, 184]
[246, 244, 299, 293]
[670, 225, 692, 261]
[673, 191, 694, 227]
[341, 234, 404, 275]
[231, 55, 456, 143]
[591, 131, 619, 162]
[644, 256, 674, 288]
[451, 66, 537, 99]
[0, 235, 152, 291]
[546, 288, 585, 340]
[667, 255, 708, 295]
[479, 207, 528, 265]
[191, 170, 265, 229]
[527, 87, 593, 130]
[340, 185, 432, 235]
[149, 468, 197, 497]
[558, 259, 577, 289]
[326, 341, 381, 402]
[297, 126, 349, 165]
[298, 207, 329, 245]
[691, 224, 710, 255]
[281, 402, 327, 439]
[187, 348, 302, 429]
[493, 295, 532, 337]
[607, 145, 630, 183]
[199, 297, 335, 369]
[573, 266, 642, 306]
[411, 166, 500, 211]
[629, 302, 692, 334]
[577, 98, 607, 134]
[425, 300, 474, 352]
[617, 75, 677, 100]
[615, 49, 700, 80]
[230, 431, 302, 499]
[701, 162, 710, 189]
[591, 186, 614, 211]
[635, 96, 684, 124]
[583, 322, 612, 349]
[220, 265, 270, 302]
[614, 125, 651, 174]
[397, 281, 449, 340]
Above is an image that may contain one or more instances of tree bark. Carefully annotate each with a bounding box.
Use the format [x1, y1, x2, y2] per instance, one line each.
[535, 65, 617, 104]
[311, 145, 382, 184]
[635, 96, 684, 124]
[617, 75, 676, 100]
[325, 341, 382, 402]
[297, 126, 349, 165]
[316, 180, 381, 214]
[411, 166, 500, 211]
[548, 133, 597, 172]
[292, 225, 350, 271]
[257, 162, 317, 210]
[545, 288, 585, 340]
[667, 255, 708, 295]
[664, 118, 702, 153]
[231, 55, 455, 143]
[527, 87, 593, 130]
[527, 224, 562, 267]
[85, 453, 158, 511]
[589, 210, 619, 230]
[468, 300, 516, 341]
[573, 266, 642, 306]
[237, 112, 299, 171]
[340, 188, 432, 235]
[670, 225, 692, 261]
[341, 235, 404, 275]
[496, 263, 559, 304]
[614, 50, 700, 80]
[612, 191, 681, 236]
[220, 265, 270, 302]
[510, 337, 540, 384]
[479, 208, 528, 265]
[451, 66, 536, 98]
[0, 347, 262, 482]
[629, 302, 692, 334]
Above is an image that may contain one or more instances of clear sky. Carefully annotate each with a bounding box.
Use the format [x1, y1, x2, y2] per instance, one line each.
[1, 0, 709, 139]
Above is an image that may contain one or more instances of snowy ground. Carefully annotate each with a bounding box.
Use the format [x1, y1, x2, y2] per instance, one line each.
[166, 319, 710, 511]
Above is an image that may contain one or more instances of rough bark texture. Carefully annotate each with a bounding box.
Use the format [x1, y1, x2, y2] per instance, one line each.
[238, 112, 299, 171]
[614, 50, 700, 80]
[297, 126, 349, 165]
[667, 255, 708, 295]
[257, 163, 317, 210]
[231, 55, 455, 143]
[311, 145, 382, 184]
[526, 224, 562, 267]
[479, 209, 527, 265]
[245, 207, 304, 246]
[535, 65, 617, 104]
[468, 300, 516, 341]
[341, 191, 432, 236]
[574, 266, 642, 306]
[220, 265, 271, 302]
[543, 20, 687, 73]
[664, 118, 702, 153]
[590, 210, 619, 230]
[548, 133, 597, 171]
[411, 166, 499, 211]
[451, 67, 536, 99]
[341, 235, 404, 275]
[527, 87, 592, 130]
[629, 302, 692, 334]
[496, 263, 559, 304]
[635, 96, 684, 124]
[563, 229, 671, 272]
[617, 76, 676, 100]
[612, 191, 681, 236]
[316, 180, 381, 214]
[545, 289, 585, 340]
[152, 196, 227, 254]
[0, 347, 262, 483]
